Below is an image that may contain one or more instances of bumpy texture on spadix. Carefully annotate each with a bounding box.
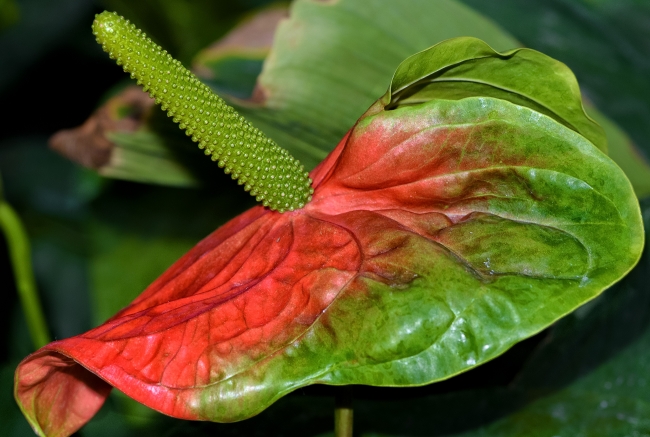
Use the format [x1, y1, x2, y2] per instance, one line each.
[92, 11, 313, 212]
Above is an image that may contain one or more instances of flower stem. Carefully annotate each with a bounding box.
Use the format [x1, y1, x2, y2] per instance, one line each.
[335, 386, 354, 437]
[0, 198, 50, 349]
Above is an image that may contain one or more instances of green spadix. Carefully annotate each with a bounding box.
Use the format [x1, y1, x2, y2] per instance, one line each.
[92, 11, 313, 212]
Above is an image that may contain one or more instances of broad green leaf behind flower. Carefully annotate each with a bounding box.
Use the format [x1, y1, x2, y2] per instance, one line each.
[230, 0, 520, 169]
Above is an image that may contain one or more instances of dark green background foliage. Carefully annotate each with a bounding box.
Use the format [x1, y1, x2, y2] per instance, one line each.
[1, 1, 649, 436]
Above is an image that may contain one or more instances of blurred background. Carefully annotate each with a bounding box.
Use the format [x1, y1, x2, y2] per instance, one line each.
[1, 0, 649, 436]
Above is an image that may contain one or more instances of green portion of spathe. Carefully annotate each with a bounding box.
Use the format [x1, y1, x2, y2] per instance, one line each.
[383, 37, 606, 152]
[92, 11, 312, 212]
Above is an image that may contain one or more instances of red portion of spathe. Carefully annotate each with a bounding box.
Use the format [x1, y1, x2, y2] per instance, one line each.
[14, 127, 355, 436]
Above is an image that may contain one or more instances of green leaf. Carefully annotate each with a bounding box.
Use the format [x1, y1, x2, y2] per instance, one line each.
[224, 0, 521, 169]
[449, 198, 650, 437]
[102, 130, 200, 188]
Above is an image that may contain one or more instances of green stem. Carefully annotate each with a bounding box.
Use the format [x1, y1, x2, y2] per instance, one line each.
[0, 200, 50, 349]
[335, 386, 354, 437]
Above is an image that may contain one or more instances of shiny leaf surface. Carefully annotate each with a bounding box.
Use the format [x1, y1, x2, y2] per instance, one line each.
[331, 201, 650, 437]
[455, 214, 650, 437]
[384, 37, 605, 152]
[15, 89, 643, 435]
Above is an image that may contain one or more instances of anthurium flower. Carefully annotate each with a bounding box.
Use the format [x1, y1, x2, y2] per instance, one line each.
[14, 12, 643, 437]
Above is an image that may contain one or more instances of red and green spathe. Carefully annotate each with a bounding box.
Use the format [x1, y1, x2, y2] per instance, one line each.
[14, 12, 644, 437]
